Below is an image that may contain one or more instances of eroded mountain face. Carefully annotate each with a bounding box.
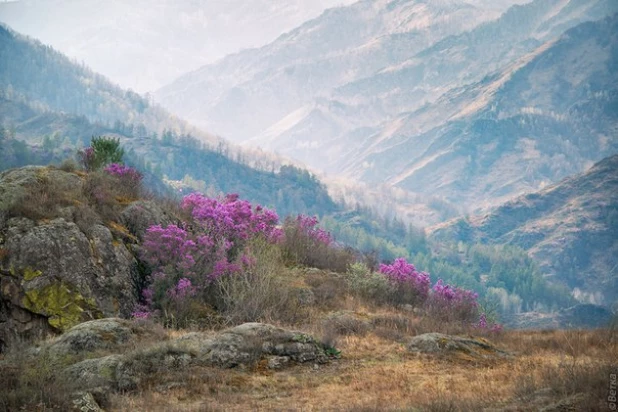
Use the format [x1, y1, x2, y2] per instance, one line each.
[345, 13, 618, 208]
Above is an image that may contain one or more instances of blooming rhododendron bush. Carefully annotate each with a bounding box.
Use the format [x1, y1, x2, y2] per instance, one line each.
[349, 257, 500, 330]
[135, 192, 284, 326]
[133, 191, 497, 329]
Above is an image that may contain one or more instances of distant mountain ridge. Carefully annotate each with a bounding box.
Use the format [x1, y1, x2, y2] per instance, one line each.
[430, 155, 618, 308]
[155, 0, 617, 214]
[156, 0, 521, 143]
[0, 24, 218, 145]
[342, 13, 618, 208]
[0, 24, 339, 218]
[0, 0, 356, 92]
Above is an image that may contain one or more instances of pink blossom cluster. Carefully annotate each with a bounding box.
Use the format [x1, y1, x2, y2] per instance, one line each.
[182, 193, 282, 243]
[379, 258, 431, 301]
[295, 214, 332, 245]
[431, 279, 478, 308]
[167, 278, 197, 300]
[141, 224, 202, 274]
[476, 313, 503, 333]
[103, 163, 143, 183]
[134, 193, 283, 319]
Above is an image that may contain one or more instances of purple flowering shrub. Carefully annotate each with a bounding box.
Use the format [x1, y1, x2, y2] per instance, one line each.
[104, 163, 143, 182]
[371, 257, 497, 327]
[426, 279, 479, 323]
[475, 313, 503, 333]
[378, 258, 431, 306]
[134, 193, 283, 324]
[182, 193, 282, 249]
[281, 214, 353, 271]
[104, 163, 143, 199]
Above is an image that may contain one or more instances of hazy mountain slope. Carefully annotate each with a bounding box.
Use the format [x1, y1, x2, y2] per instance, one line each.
[156, 0, 518, 142]
[0, 24, 222, 146]
[344, 14, 618, 208]
[0, 95, 338, 218]
[0, 0, 355, 92]
[250, 0, 617, 172]
[430, 155, 618, 307]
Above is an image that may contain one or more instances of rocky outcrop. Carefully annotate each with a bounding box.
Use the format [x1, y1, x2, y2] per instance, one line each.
[45, 321, 330, 393]
[407, 333, 511, 361]
[46, 318, 159, 356]
[120, 200, 172, 240]
[187, 322, 329, 368]
[0, 166, 171, 351]
[0, 216, 132, 346]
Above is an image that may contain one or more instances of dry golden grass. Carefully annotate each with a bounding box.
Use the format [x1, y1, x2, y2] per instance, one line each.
[106, 326, 617, 412]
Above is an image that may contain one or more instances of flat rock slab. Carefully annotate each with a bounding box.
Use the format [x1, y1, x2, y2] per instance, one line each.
[407, 333, 511, 361]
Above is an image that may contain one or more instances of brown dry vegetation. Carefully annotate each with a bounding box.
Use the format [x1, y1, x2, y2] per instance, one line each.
[1, 265, 616, 411]
[101, 325, 617, 412]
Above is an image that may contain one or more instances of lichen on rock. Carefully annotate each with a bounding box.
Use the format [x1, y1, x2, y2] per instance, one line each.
[22, 281, 101, 331]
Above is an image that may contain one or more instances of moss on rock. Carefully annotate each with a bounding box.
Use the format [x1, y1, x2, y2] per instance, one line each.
[22, 282, 102, 331]
[22, 267, 43, 282]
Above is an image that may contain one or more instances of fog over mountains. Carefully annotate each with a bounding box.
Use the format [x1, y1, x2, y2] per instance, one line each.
[157, 0, 526, 143]
[0, 0, 355, 92]
[152, 0, 617, 212]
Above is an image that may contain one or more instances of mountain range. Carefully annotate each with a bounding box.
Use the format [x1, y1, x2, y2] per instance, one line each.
[343, 12, 618, 208]
[155, 0, 618, 212]
[157, 0, 524, 143]
[1, 0, 617, 315]
[0, 0, 355, 92]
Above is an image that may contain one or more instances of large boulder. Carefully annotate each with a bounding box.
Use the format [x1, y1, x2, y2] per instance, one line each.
[54, 322, 329, 393]
[199, 322, 329, 367]
[0, 167, 178, 350]
[0, 217, 134, 341]
[407, 333, 511, 361]
[46, 318, 159, 356]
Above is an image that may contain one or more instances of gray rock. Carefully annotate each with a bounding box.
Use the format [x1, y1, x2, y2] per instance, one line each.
[55, 322, 328, 394]
[0, 217, 136, 337]
[120, 200, 172, 240]
[204, 323, 328, 368]
[267, 356, 290, 369]
[407, 333, 511, 360]
[47, 318, 149, 356]
[71, 391, 104, 412]
[115, 344, 196, 391]
[0, 167, 141, 349]
[63, 354, 123, 390]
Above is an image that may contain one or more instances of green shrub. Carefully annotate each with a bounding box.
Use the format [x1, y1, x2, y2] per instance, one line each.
[344, 262, 393, 305]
